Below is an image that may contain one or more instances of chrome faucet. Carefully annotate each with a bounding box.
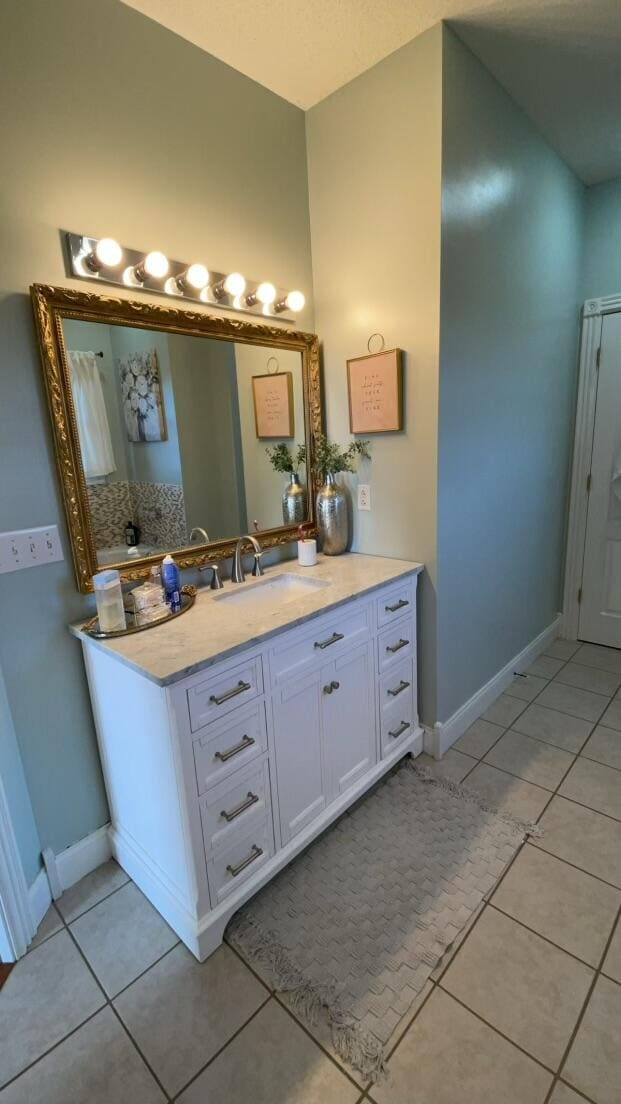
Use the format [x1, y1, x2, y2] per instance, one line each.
[189, 526, 209, 544]
[232, 534, 264, 583]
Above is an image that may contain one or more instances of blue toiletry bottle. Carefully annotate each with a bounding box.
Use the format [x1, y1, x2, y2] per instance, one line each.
[162, 554, 181, 613]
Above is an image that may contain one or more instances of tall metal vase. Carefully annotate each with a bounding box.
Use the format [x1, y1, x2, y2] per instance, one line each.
[316, 472, 349, 555]
[282, 472, 307, 525]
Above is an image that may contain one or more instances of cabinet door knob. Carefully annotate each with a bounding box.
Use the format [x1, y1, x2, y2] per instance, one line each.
[323, 680, 340, 694]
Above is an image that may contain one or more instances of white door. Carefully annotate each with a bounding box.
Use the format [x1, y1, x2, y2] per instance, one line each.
[273, 667, 326, 844]
[580, 312, 621, 646]
[322, 642, 376, 801]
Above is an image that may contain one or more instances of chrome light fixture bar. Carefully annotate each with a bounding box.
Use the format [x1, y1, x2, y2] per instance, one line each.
[65, 233, 305, 322]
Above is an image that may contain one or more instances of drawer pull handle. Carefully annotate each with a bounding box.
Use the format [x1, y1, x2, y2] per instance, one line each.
[314, 631, 344, 650]
[214, 735, 255, 763]
[385, 599, 409, 613]
[388, 679, 410, 697]
[386, 638, 409, 654]
[323, 680, 340, 695]
[221, 791, 259, 823]
[209, 680, 251, 706]
[389, 720, 410, 739]
[227, 844, 263, 878]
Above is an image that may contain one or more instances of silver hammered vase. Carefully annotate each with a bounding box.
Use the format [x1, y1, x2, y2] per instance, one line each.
[282, 472, 307, 525]
[316, 472, 349, 555]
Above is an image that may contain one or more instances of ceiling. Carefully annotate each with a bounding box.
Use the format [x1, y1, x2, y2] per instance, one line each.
[121, 0, 621, 185]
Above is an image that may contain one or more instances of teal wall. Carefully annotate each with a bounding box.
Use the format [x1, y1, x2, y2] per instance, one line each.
[436, 28, 585, 721]
[0, 0, 313, 860]
[583, 176, 621, 299]
[306, 26, 443, 722]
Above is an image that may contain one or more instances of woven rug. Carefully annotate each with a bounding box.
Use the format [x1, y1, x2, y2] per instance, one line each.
[227, 761, 538, 1081]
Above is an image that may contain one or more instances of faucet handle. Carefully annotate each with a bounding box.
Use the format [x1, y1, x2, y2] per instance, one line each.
[209, 563, 224, 590]
[200, 561, 224, 589]
[251, 552, 264, 577]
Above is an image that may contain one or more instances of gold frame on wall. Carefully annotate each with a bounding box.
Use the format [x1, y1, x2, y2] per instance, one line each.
[346, 348, 403, 434]
[31, 284, 322, 593]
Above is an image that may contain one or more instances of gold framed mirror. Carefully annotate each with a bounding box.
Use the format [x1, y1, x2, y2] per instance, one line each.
[31, 285, 322, 593]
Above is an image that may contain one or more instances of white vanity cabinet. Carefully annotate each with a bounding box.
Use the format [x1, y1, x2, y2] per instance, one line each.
[77, 557, 423, 960]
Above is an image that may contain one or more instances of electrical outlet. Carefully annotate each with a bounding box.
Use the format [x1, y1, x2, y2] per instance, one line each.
[0, 525, 63, 574]
[357, 484, 371, 511]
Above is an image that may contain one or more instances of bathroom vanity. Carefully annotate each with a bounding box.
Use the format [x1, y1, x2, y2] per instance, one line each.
[73, 553, 423, 960]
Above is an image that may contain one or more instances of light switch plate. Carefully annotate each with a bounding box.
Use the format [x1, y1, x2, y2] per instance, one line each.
[0, 525, 63, 574]
[357, 484, 371, 511]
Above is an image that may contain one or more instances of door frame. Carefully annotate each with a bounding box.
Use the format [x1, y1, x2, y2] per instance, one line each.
[0, 767, 35, 961]
[563, 293, 621, 640]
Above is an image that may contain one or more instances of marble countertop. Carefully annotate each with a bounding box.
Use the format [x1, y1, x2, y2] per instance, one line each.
[70, 552, 423, 687]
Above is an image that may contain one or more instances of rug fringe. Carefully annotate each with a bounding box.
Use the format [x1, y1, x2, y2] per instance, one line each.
[228, 912, 387, 1081]
[410, 761, 543, 838]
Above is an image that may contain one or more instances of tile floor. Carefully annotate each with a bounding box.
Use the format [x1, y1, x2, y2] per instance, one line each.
[1, 637, 620, 1103]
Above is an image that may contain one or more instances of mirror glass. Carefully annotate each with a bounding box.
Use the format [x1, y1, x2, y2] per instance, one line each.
[61, 319, 308, 568]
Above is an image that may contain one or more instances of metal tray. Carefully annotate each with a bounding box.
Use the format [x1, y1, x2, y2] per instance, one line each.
[82, 585, 196, 640]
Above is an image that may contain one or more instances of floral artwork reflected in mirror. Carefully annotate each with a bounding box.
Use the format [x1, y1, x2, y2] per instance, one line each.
[119, 348, 167, 443]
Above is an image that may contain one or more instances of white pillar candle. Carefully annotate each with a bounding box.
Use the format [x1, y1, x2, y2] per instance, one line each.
[297, 538, 317, 567]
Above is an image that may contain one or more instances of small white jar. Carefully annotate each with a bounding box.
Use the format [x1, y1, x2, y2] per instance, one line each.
[297, 538, 317, 567]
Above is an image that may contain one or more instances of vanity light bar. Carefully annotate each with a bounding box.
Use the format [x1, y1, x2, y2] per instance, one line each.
[65, 233, 305, 322]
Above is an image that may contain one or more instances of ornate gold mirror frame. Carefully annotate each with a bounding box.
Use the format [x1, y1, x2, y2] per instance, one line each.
[31, 284, 322, 593]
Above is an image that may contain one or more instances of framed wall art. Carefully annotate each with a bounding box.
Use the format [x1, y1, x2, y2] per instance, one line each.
[347, 347, 403, 434]
[252, 371, 294, 438]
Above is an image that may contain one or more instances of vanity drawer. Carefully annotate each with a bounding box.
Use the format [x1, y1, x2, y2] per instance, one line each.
[379, 657, 415, 716]
[200, 759, 271, 856]
[193, 702, 267, 793]
[380, 693, 416, 757]
[207, 818, 274, 906]
[269, 602, 371, 686]
[377, 616, 415, 675]
[377, 582, 415, 629]
[187, 655, 263, 732]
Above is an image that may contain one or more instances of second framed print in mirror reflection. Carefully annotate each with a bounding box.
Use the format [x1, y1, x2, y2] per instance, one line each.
[252, 371, 294, 438]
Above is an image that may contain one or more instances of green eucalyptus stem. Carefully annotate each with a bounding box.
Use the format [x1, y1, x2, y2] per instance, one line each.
[266, 442, 307, 476]
[313, 433, 371, 480]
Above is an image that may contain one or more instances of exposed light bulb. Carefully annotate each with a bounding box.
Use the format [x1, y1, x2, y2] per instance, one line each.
[274, 288, 305, 314]
[143, 251, 169, 279]
[256, 282, 276, 306]
[95, 238, 122, 267]
[185, 263, 209, 290]
[286, 290, 305, 312]
[223, 272, 246, 297]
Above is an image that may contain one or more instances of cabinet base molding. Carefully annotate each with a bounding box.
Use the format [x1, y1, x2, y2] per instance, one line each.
[111, 824, 206, 958]
[426, 613, 562, 759]
[113, 730, 422, 961]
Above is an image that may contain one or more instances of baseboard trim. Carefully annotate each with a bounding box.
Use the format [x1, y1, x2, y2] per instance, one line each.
[28, 868, 52, 933]
[54, 824, 112, 892]
[426, 614, 562, 759]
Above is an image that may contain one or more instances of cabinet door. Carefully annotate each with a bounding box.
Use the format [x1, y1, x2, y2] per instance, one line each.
[273, 668, 326, 845]
[322, 641, 376, 801]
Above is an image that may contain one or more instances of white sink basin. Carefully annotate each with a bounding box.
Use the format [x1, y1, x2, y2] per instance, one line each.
[214, 572, 329, 610]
